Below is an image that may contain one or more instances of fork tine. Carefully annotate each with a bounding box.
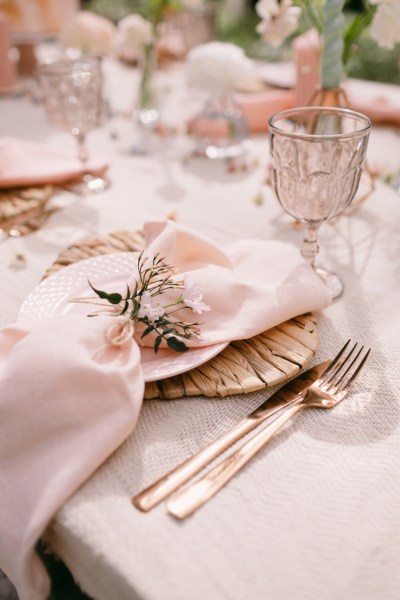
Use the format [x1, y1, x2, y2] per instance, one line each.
[318, 339, 351, 384]
[326, 342, 361, 390]
[335, 347, 370, 393]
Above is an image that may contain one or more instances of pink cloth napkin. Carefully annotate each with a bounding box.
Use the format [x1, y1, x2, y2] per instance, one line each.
[140, 221, 331, 344]
[236, 89, 295, 134]
[0, 221, 331, 600]
[0, 137, 108, 188]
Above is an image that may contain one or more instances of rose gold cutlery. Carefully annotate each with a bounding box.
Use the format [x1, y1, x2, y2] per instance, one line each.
[132, 359, 330, 512]
[166, 340, 370, 519]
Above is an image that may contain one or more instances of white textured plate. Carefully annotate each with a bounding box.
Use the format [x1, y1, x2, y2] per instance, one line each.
[18, 253, 228, 383]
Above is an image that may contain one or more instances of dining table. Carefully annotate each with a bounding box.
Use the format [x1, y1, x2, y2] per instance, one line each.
[1, 54, 400, 600]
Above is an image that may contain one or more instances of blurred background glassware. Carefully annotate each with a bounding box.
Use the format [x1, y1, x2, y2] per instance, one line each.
[269, 106, 371, 299]
[38, 55, 108, 193]
[131, 41, 160, 155]
[191, 92, 250, 160]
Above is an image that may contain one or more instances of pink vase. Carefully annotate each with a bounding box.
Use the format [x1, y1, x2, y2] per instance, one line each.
[293, 29, 321, 107]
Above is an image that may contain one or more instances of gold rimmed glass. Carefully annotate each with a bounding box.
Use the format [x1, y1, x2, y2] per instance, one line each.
[269, 106, 371, 299]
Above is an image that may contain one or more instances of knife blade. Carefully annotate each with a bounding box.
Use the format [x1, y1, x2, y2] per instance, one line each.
[132, 360, 329, 512]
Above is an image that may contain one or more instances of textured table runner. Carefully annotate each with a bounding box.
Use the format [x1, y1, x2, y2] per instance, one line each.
[43, 231, 319, 399]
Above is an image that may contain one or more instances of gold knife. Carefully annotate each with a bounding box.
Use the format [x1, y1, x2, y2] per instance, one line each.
[132, 360, 329, 512]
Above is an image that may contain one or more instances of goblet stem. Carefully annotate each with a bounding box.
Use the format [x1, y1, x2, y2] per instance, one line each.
[300, 222, 320, 269]
[74, 133, 109, 194]
[76, 133, 89, 168]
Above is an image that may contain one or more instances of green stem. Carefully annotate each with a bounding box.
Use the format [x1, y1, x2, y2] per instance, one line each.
[139, 43, 156, 110]
[343, 5, 377, 65]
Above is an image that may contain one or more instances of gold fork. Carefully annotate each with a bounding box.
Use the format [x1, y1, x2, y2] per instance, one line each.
[167, 340, 370, 519]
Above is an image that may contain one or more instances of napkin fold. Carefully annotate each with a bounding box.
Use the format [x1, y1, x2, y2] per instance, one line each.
[0, 137, 108, 188]
[0, 221, 332, 600]
[141, 221, 331, 344]
[0, 316, 144, 600]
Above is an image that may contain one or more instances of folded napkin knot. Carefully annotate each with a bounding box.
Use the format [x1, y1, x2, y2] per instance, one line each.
[106, 317, 135, 347]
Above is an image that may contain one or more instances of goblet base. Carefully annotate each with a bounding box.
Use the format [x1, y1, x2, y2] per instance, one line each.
[83, 174, 110, 194]
[315, 267, 344, 300]
[65, 174, 110, 196]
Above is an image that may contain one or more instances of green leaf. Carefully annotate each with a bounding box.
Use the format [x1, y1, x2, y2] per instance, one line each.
[120, 300, 130, 315]
[166, 337, 188, 353]
[88, 281, 122, 305]
[161, 328, 175, 335]
[157, 318, 172, 326]
[141, 325, 154, 338]
[130, 298, 140, 318]
[154, 335, 163, 354]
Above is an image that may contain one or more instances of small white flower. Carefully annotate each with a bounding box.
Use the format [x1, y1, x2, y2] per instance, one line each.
[115, 14, 154, 62]
[60, 11, 116, 55]
[186, 41, 254, 93]
[137, 291, 164, 320]
[182, 276, 211, 314]
[255, 0, 301, 48]
[370, 0, 400, 50]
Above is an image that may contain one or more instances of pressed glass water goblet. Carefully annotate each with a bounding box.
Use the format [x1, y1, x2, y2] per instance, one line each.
[38, 56, 109, 194]
[269, 106, 371, 299]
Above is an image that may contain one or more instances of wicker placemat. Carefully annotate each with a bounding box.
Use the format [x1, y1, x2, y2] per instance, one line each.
[0, 185, 54, 223]
[43, 231, 319, 399]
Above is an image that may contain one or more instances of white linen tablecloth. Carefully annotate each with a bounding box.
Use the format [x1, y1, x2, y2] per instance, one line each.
[1, 60, 400, 600]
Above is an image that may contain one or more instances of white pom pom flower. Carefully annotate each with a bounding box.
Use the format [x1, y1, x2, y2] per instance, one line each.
[185, 41, 254, 93]
[115, 14, 154, 62]
[60, 11, 116, 56]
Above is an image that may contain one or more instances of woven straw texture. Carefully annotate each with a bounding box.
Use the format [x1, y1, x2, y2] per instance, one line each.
[0, 185, 54, 223]
[43, 231, 319, 399]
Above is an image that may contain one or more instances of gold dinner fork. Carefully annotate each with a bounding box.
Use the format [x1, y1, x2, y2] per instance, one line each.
[167, 340, 370, 519]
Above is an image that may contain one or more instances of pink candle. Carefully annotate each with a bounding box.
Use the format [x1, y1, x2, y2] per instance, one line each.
[293, 29, 321, 107]
[0, 12, 17, 93]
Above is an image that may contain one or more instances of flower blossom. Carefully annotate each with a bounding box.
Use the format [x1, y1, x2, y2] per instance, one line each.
[60, 11, 116, 55]
[137, 291, 164, 321]
[370, 0, 400, 50]
[186, 41, 254, 93]
[115, 14, 154, 63]
[182, 277, 211, 314]
[255, 0, 301, 48]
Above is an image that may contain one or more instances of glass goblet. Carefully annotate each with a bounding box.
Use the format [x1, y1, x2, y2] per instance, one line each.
[269, 106, 371, 299]
[38, 56, 109, 194]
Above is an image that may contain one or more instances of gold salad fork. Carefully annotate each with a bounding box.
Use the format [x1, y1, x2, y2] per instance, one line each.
[167, 340, 370, 519]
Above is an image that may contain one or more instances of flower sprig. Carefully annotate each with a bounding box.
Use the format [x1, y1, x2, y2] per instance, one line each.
[78, 251, 210, 354]
[255, 0, 400, 89]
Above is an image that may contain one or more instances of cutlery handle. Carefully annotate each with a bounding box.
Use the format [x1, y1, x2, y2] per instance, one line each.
[166, 403, 304, 519]
[132, 393, 304, 512]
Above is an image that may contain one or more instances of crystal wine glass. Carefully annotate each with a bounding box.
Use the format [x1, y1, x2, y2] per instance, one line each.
[38, 56, 109, 194]
[269, 106, 371, 299]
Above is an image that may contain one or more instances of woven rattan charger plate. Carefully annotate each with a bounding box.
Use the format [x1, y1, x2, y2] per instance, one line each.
[0, 185, 54, 222]
[43, 230, 319, 400]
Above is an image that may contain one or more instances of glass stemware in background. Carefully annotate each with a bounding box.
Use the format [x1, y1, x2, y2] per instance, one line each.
[38, 56, 109, 194]
[192, 92, 250, 160]
[269, 106, 371, 299]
